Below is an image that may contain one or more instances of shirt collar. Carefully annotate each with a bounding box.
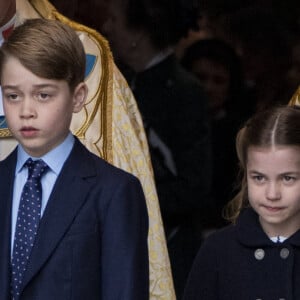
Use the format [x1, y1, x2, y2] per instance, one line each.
[16, 133, 75, 175]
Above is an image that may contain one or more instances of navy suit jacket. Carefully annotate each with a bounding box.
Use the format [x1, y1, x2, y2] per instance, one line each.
[0, 138, 149, 299]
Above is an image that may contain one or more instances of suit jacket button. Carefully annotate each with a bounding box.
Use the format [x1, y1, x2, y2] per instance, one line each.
[254, 249, 265, 260]
[280, 248, 289, 259]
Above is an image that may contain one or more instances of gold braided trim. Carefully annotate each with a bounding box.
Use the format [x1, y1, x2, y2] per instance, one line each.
[289, 85, 300, 106]
[0, 129, 12, 137]
[0, 117, 11, 137]
[27, 0, 56, 18]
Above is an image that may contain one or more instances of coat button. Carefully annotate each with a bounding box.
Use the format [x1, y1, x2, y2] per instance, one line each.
[254, 248, 265, 260]
[280, 248, 289, 259]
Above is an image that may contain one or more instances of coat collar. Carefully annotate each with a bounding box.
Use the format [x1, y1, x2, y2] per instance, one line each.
[236, 207, 300, 247]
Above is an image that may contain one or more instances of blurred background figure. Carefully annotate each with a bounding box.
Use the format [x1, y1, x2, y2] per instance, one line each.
[181, 38, 244, 229]
[219, 6, 292, 113]
[102, 0, 212, 298]
[49, 0, 109, 30]
[175, 10, 216, 59]
[178, 1, 299, 118]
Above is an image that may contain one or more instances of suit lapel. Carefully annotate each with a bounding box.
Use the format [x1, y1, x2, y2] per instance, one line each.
[0, 150, 17, 299]
[21, 140, 97, 291]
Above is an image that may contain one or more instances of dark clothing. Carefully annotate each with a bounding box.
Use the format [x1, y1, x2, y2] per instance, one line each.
[206, 113, 239, 228]
[183, 207, 300, 300]
[121, 54, 212, 298]
[0, 138, 149, 300]
[124, 54, 212, 231]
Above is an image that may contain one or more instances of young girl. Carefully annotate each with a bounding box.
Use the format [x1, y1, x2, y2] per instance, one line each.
[183, 105, 300, 300]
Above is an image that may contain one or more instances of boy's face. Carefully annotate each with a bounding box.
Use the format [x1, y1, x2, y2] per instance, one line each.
[247, 145, 300, 238]
[1, 56, 86, 157]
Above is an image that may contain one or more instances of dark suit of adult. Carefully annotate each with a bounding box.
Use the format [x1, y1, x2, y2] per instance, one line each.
[121, 54, 212, 298]
[0, 138, 149, 300]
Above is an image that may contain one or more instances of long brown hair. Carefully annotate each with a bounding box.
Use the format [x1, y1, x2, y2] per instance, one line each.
[225, 105, 300, 222]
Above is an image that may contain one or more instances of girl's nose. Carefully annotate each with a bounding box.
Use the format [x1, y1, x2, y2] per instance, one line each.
[265, 182, 281, 201]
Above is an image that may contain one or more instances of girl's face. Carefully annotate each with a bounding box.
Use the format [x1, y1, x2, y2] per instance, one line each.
[247, 146, 300, 238]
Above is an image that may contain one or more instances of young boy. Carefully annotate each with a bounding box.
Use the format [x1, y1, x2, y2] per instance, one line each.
[0, 18, 149, 300]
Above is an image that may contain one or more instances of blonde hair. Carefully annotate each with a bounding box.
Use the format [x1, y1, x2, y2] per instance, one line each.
[224, 105, 300, 222]
[0, 18, 86, 91]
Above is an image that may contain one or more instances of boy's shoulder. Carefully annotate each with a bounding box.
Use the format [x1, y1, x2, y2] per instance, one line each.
[71, 138, 141, 184]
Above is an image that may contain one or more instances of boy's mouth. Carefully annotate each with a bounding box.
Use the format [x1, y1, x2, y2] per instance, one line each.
[20, 126, 39, 137]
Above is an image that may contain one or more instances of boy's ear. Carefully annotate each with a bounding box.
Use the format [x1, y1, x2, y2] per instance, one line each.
[72, 82, 88, 113]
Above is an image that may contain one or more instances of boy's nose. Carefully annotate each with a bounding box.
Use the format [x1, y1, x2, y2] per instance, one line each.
[20, 100, 37, 118]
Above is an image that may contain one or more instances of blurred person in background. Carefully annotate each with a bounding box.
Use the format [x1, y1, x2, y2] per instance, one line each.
[182, 38, 244, 229]
[175, 11, 217, 59]
[102, 0, 212, 297]
[219, 6, 292, 113]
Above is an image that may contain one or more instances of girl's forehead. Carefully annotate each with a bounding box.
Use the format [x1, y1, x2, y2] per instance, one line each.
[247, 145, 300, 170]
[248, 145, 300, 154]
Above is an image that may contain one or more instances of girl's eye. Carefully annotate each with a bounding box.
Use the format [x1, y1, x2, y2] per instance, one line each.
[253, 175, 264, 182]
[283, 175, 295, 183]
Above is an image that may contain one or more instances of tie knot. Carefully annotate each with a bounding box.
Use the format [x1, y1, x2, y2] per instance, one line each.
[25, 158, 49, 180]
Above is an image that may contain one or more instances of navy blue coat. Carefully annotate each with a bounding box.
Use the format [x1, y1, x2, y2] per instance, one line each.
[183, 208, 300, 300]
[0, 138, 149, 299]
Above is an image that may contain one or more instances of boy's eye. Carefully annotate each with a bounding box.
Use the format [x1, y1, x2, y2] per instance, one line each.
[37, 92, 50, 101]
[5, 93, 19, 101]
